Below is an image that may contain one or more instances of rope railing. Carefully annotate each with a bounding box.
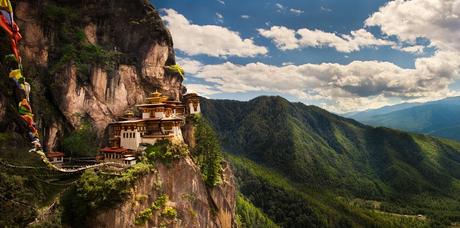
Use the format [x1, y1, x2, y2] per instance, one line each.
[35, 150, 127, 173]
[0, 152, 128, 174]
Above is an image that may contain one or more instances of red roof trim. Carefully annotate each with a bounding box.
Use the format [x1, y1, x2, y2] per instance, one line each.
[100, 147, 129, 153]
[47, 152, 64, 158]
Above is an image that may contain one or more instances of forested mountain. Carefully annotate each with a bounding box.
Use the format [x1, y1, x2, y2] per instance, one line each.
[348, 97, 460, 142]
[202, 96, 460, 227]
[344, 102, 422, 120]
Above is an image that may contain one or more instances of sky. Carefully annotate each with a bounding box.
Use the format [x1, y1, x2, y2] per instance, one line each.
[150, 0, 460, 113]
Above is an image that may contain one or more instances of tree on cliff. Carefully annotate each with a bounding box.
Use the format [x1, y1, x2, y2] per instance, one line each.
[193, 115, 223, 187]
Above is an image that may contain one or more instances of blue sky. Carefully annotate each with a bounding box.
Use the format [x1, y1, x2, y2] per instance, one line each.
[151, 0, 460, 113]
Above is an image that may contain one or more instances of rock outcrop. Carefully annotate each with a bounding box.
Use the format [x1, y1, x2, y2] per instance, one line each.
[182, 120, 197, 150]
[2, 0, 186, 150]
[91, 157, 237, 228]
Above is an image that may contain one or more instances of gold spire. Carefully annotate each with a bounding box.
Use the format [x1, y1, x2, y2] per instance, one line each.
[146, 90, 169, 104]
[151, 90, 161, 97]
[124, 110, 135, 119]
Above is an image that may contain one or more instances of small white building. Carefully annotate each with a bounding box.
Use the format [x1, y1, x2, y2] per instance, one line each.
[46, 152, 64, 164]
[99, 147, 137, 166]
[123, 156, 137, 166]
[183, 93, 201, 115]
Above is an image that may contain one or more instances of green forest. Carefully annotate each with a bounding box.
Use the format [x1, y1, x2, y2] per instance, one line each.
[201, 96, 460, 227]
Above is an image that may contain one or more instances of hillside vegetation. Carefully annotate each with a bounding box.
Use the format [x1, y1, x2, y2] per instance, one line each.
[0, 133, 71, 227]
[201, 96, 460, 226]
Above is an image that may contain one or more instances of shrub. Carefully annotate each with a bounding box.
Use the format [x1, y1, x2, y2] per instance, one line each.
[61, 162, 153, 226]
[135, 207, 154, 225]
[161, 206, 178, 219]
[134, 194, 174, 225]
[145, 140, 188, 164]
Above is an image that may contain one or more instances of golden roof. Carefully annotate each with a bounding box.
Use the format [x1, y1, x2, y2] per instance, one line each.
[125, 110, 134, 117]
[146, 90, 169, 104]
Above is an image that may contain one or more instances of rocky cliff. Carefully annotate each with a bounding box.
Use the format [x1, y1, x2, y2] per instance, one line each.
[91, 157, 236, 228]
[0, 1, 238, 227]
[0, 0, 186, 151]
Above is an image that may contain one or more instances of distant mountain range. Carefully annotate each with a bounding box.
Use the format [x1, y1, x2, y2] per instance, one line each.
[345, 96, 460, 141]
[201, 96, 460, 227]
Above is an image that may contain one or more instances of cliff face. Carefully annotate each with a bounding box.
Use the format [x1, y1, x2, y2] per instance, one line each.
[0, 1, 238, 227]
[0, 0, 186, 150]
[91, 157, 236, 228]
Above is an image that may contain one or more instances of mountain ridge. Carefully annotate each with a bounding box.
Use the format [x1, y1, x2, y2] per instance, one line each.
[201, 95, 460, 226]
[348, 96, 460, 141]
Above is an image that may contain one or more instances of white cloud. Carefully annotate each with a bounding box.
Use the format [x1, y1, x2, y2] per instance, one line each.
[275, 3, 284, 10]
[180, 49, 460, 112]
[322, 95, 392, 113]
[289, 8, 304, 15]
[215, 13, 224, 23]
[217, 0, 225, 5]
[258, 26, 299, 50]
[282, 62, 294, 66]
[185, 84, 221, 97]
[241, 15, 250, 19]
[320, 6, 332, 12]
[177, 57, 203, 75]
[179, 0, 460, 113]
[366, 0, 460, 53]
[258, 26, 395, 52]
[275, 3, 286, 13]
[399, 45, 425, 54]
[162, 9, 268, 58]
